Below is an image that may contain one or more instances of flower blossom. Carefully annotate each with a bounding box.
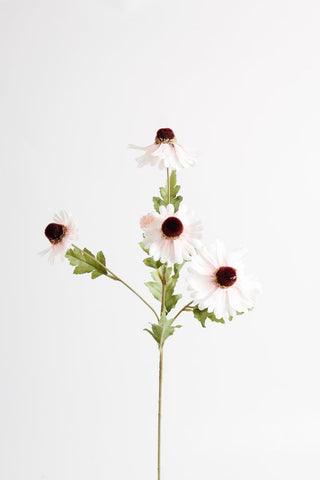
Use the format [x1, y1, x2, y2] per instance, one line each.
[40, 211, 78, 263]
[130, 128, 196, 170]
[142, 203, 202, 265]
[187, 240, 261, 321]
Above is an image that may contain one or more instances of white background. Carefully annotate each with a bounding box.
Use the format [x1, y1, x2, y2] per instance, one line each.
[1, 0, 320, 479]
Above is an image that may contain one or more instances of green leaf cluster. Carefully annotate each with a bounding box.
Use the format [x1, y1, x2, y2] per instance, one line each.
[145, 312, 181, 349]
[145, 263, 184, 314]
[153, 170, 183, 213]
[139, 242, 184, 315]
[65, 246, 107, 279]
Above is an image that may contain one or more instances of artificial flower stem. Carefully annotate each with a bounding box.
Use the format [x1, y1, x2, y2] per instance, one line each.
[166, 168, 171, 204]
[158, 264, 168, 480]
[161, 265, 167, 315]
[72, 244, 159, 321]
[158, 346, 163, 480]
[173, 301, 194, 320]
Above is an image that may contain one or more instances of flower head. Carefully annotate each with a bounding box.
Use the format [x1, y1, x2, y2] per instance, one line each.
[187, 240, 261, 321]
[143, 203, 202, 265]
[130, 128, 196, 170]
[40, 211, 78, 263]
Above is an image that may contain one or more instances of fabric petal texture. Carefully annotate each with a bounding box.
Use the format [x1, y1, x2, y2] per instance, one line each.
[40, 211, 78, 264]
[130, 128, 197, 170]
[142, 204, 202, 265]
[187, 240, 261, 321]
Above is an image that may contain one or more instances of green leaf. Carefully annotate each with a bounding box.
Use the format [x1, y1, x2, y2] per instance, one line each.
[152, 196, 164, 213]
[91, 270, 103, 279]
[193, 306, 225, 328]
[139, 241, 149, 254]
[144, 312, 181, 348]
[164, 261, 185, 313]
[166, 293, 182, 313]
[145, 281, 162, 302]
[96, 251, 106, 266]
[65, 247, 108, 279]
[152, 170, 183, 213]
[172, 195, 183, 213]
[74, 264, 95, 274]
[143, 257, 162, 269]
[159, 186, 167, 200]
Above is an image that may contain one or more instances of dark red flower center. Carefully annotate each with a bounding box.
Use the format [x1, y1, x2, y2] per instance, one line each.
[215, 266, 237, 288]
[156, 128, 176, 143]
[45, 223, 65, 244]
[161, 216, 184, 238]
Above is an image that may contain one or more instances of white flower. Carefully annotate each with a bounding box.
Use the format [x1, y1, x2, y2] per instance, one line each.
[187, 240, 261, 321]
[130, 128, 196, 170]
[40, 211, 78, 264]
[143, 203, 202, 265]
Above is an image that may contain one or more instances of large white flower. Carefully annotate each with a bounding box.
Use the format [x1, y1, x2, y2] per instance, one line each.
[130, 128, 196, 170]
[143, 203, 202, 265]
[187, 240, 261, 321]
[40, 211, 78, 264]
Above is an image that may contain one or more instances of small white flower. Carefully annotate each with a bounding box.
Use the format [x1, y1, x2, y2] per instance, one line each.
[130, 128, 196, 170]
[187, 240, 261, 321]
[143, 203, 202, 265]
[40, 211, 78, 264]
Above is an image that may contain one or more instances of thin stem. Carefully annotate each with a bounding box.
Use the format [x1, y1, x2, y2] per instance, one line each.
[167, 168, 171, 204]
[158, 262, 168, 480]
[158, 347, 163, 480]
[173, 301, 194, 320]
[72, 244, 159, 322]
[160, 264, 167, 315]
[112, 274, 160, 321]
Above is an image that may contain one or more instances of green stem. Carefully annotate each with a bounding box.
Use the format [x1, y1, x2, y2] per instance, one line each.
[167, 168, 171, 204]
[160, 265, 167, 315]
[158, 262, 168, 480]
[72, 244, 159, 322]
[158, 347, 163, 480]
[173, 301, 194, 320]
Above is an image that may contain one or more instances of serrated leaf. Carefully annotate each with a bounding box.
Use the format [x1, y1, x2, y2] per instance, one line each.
[144, 312, 181, 348]
[164, 261, 185, 313]
[65, 247, 108, 279]
[166, 293, 182, 313]
[193, 306, 225, 328]
[152, 171, 183, 213]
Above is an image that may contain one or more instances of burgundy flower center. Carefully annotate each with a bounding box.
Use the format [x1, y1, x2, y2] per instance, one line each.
[155, 128, 176, 143]
[161, 216, 184, 239]
[215, 266, 237, 288]
[45, 223, 66, 244]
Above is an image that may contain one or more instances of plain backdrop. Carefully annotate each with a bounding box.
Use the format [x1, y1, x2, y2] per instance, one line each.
[1, 0, 320, 479]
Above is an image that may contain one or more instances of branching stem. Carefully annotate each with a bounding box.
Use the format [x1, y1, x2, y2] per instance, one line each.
[173, 301, 194, 320]
[72, 244, 159, 322]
